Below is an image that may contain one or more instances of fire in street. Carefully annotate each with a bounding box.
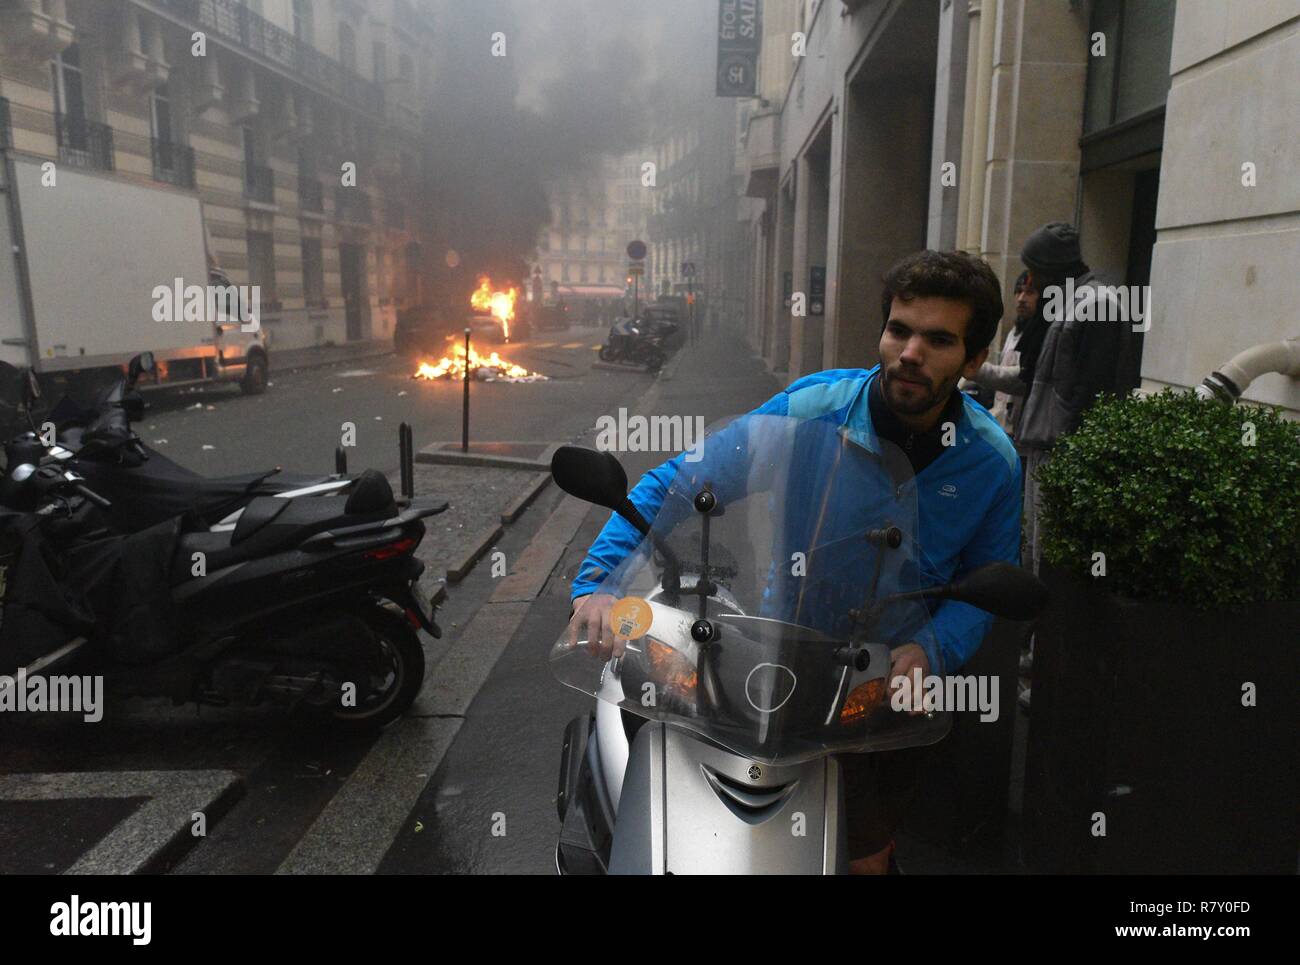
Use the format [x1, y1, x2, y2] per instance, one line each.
[412, 342, 548, 382]
[470, 275, 519, 340]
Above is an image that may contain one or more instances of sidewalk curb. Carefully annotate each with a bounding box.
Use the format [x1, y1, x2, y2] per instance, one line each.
[445, 522, 504, 583]
[500, 472, 551, 524]
[273, 344, 393, 373]
[415, 449, 549, 472]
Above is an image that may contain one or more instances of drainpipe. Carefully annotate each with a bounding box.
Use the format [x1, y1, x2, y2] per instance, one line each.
[954, 0, 982, 250]
[1195, 336, 1300, 403]
[962, 0, 998, 255]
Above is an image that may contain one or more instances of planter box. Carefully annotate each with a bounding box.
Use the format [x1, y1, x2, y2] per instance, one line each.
[905, 615, 1027, 858]
[1023, 562, 1299, 873]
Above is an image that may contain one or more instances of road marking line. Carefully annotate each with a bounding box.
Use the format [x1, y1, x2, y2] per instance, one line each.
[532, 342, 555, 348]
[561, 342, 584, 349]
[0, 770, 241, 874]
[590, 345, 602, 350]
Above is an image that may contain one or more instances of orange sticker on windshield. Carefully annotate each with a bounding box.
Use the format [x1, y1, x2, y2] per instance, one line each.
[611, 597, 653, 640]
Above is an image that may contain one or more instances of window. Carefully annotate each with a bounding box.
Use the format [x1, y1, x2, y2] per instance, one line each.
[292, 0, 313, 44]
[339, 23, 357, 73]
[373, 42, 386, 83]
[51, 44, 86, 145]
[301, 237, 324, 305]
[247, 231, 277, 304]
[1083, 0, 1176, 135]
[398, 54, 414, 85]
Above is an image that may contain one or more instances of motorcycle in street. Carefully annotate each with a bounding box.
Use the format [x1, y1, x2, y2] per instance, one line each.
[598, 317, 669, 373]
[548, 413, 1047, 873]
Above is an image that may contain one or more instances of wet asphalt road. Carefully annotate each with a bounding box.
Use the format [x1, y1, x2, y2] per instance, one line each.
[132, 329, 638, 477]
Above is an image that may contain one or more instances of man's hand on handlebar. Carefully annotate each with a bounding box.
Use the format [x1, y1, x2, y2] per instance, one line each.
[567, 593, 628, 661]
[888, 643, 932, 716]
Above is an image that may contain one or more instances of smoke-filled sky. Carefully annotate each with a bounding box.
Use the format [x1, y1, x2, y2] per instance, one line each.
[414, 0, 716, 301]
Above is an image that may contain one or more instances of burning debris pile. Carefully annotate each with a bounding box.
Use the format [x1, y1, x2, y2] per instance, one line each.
[413, 343, 548, 383]
[412, 274, 547, 383]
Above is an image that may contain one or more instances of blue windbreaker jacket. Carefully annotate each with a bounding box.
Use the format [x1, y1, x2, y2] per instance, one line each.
[571, 366, 1023, 673]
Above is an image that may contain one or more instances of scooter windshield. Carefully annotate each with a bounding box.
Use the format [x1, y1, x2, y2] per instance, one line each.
[551, 413, 952, 765]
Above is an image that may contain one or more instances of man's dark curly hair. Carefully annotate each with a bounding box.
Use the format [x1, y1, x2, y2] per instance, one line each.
[880, 250, 1004, 360]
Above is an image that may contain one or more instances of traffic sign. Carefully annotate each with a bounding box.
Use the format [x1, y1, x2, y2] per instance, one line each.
[627, 263, 645, 276]
[626, 240, 647, 261]
[681, 261, 696, 277]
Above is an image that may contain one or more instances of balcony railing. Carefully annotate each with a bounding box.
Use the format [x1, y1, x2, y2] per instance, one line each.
[244, 162, 274, 203]
[151, 139, 196, 188]
[299, 175, 323, 213]
[55, 114, 115, 171]
[161, 0, 383, 114]
[0, 97, 11, 150]
[335, 185, 370, 224]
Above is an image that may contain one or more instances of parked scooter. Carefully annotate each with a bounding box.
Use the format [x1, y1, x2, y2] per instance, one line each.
[548, 414, 1047, 873]
[14, 354, 350, 533]
[0, 368, 447, 731]
[598, 317, 669, 373]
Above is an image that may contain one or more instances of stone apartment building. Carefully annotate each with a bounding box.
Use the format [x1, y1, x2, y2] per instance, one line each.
[533, 150, 653, 305]
[734, 0, 1298, 416]
[0, 0, 434, 351]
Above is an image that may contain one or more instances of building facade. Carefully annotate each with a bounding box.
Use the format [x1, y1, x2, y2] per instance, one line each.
[0, 0, 434, 351]
[533, 150, 653, 305]
[647, 96, 744, 325]
[734, 0, 1298, 415]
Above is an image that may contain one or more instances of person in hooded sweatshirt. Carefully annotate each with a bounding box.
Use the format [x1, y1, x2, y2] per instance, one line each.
[1017, 222, 1134, 576]
[1014, 223, 1134, 709]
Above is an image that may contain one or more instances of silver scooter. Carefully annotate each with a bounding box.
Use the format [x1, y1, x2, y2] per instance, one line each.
[550, 413, 1046, 874]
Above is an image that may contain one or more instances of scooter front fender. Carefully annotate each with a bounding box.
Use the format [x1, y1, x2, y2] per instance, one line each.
[609, 722, 847, 874]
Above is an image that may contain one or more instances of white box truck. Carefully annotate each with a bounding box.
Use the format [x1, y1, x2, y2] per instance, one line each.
[0, 151, 269, 397]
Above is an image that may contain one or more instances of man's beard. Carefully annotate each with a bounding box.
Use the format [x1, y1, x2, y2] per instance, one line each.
[882, 366, 960, 417]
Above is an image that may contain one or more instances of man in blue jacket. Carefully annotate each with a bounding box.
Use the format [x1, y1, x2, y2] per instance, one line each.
[567, 250, 1022, 873]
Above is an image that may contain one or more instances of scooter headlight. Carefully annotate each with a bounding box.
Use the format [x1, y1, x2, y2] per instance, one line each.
[839, 678, 887, 725]
[644, 636, 698, 711]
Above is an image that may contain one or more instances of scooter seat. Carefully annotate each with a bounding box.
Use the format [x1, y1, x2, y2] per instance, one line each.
[230, 496, 289, 544]
[173, 472, 398, 582]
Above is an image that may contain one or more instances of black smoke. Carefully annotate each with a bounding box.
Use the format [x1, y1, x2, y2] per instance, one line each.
[411, 0, 713, 313]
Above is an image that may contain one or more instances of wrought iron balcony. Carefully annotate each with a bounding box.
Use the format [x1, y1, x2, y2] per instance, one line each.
[159, 0, 383, 114]
[244, 162, 274, 203]
[55, 114, 115, 171]
[151, 139, 196, 188]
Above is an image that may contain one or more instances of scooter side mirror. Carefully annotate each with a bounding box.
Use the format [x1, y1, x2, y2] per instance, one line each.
[550, 446, 649, 535]
[127, 352, 156, 388]
[940, 561, 1048, 621]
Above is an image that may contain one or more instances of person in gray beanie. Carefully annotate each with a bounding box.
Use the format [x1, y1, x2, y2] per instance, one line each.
[1016, 223, 1135, 710]
[1017, 222, 1134, 570]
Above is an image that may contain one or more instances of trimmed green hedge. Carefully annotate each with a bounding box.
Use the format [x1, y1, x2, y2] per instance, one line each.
[1036, 390, 1300, 606]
